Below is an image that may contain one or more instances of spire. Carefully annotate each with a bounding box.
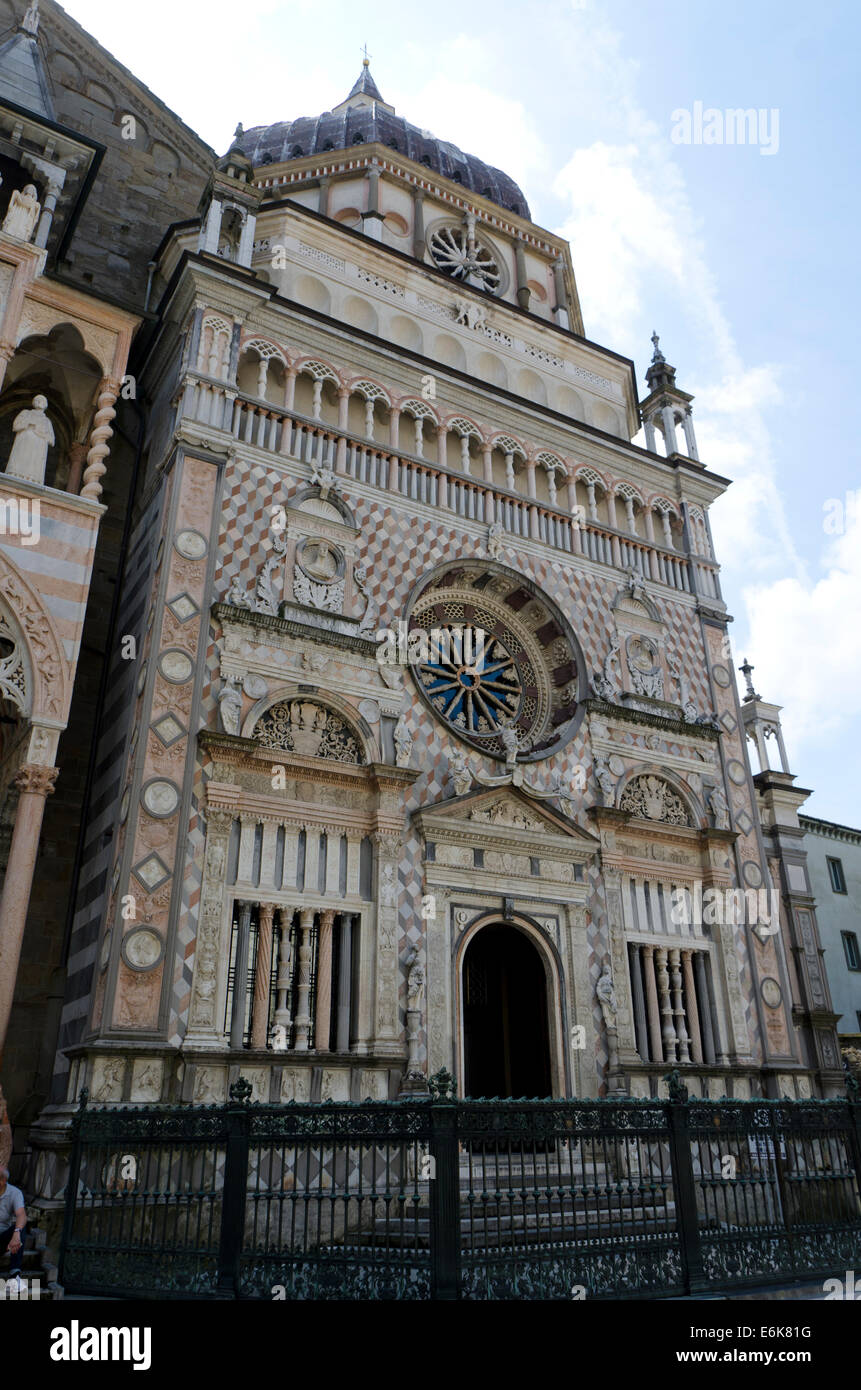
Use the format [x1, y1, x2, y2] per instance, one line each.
[346, 59, 385, 105]
[644, 331, 676, 391]
[0, 0, 55, 119]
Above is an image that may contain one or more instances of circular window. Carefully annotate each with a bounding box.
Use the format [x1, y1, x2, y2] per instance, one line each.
[428, 222, 504, 295]
[406, 560, 586, 761]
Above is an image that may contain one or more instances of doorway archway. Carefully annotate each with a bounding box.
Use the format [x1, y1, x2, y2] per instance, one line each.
[462, 924, 552, 1098]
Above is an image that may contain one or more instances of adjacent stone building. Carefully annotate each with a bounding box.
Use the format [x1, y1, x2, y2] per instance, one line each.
[0, 3, 850, 1209]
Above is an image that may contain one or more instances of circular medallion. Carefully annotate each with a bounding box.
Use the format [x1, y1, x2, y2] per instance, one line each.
[358, 698, 380, 723]
[242, 673, 268, 699]
[608, 754, 625, 777]
[119, 787, 131, 824]
[121, 926, 164, 972]
[427, 221, 505, 294]
[761, 977, 782, 1009]
[141, 778, 180, 819]
[712, 664, 731, 688]
[295, 537, 345, 583]
[158, 649, 194, 684]
[174, 529, 207, 561]
[727, 759, 747, 785]
[742, 860, 763, 888]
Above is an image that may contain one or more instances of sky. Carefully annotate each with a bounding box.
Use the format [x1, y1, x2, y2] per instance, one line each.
[59, 0, 860, 824]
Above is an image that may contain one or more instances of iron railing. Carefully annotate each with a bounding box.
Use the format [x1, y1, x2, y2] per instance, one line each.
[59, 1071, 861, 1300]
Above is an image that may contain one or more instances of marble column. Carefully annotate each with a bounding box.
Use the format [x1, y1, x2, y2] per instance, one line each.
[250, 903, 275, 1049]
[229, 901, 253, 1050]
[315, 909, 336, 1050]
[660, 405, 679, 456]
[293, 908, 315, 1051]
[81, 377, 120, 500]
[694, 951, 717, 1065]
[681, 948, 703, 1064]
[642, 944, 663, 1062]
[628, 944, 649, 1061]
[482, 444, 493, 482]
[336, 914, 353, 1052]
[0, 764, 58, 1067]
[515, 240, 530, 310]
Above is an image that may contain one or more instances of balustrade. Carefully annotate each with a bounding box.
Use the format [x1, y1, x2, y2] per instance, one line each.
[180, 373, 717, 599]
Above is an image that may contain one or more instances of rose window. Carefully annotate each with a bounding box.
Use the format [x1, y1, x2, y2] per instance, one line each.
[406, 561, 587, 761]
[428, 224, 501, 293]
[417, 626, 522, 735]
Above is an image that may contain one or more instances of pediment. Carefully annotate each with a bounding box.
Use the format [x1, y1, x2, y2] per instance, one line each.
[414, 785, 600, 859]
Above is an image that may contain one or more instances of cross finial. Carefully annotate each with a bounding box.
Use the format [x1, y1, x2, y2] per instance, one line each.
[650, 330, 665, 363]
[361, 42, 372, 65]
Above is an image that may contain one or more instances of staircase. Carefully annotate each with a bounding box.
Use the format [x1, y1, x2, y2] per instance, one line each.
[0, 1215, 63, 1300]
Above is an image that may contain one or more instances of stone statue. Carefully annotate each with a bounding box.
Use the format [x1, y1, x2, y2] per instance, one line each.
[217, 675, 243, 735]
[500, 723, 520, 771]
[406, 950, 425, 1012]
[707, 783, 730, 830]
[486, 520, 504, 560]
[310, 457, 337, 498]
[225, 575, 249, 608]
[596, 964, 618, 1028]
[301, 539, 338, 581]
[450, 746, 473, 797]
[592, 643, 620, 702]
[354, 562, 379, 636]
[2, 184, 41, 243]
[5, 395, 53, 484]
[593, 754, 616, 806]
[393, 710, 412, 767]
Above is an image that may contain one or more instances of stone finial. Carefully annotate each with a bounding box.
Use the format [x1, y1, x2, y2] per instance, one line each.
[739, 658, 760, 702]
[21, 0, 39, 35]
[233, 122, 244, 143]
[650, 330, 665, 363]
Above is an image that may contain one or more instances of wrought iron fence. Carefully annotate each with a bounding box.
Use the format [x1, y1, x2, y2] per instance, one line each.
[59, 1071, 861, 1300]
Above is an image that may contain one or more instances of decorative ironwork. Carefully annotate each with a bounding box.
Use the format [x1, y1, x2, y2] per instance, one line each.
[59, 1090, 861, 1301]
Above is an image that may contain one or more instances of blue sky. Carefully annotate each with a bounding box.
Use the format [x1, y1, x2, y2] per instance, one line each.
[63, 0, 860, 823]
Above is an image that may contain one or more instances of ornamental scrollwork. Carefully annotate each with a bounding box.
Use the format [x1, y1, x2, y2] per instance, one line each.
[619, 775, 691, 826]
[254, 699, 364, 763]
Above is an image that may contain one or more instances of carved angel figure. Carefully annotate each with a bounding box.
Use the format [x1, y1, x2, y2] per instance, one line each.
[486, 521, 504, 560]
[2, 184, 40, 242]
[450, 746, 473, 797]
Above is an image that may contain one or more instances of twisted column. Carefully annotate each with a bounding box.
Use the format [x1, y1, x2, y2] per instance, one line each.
[655, 947, 677, 1062]
[81, 377, 120, 500]
[669, 947, 690, 1063]
[293, 908, 315, 1051]
[250, 903, 275, 1049]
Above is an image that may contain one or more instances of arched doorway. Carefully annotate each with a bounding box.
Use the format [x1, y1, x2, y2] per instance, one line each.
[462, 925, 552, 1098]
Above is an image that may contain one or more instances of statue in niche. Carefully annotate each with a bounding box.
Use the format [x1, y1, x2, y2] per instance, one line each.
[2, 184, 40, 242]
[225, 575, 249, 608]
[5, 395, 53, 484]
[592, 643, 621, 702]
[596, 964, 618, 1029]
[217, 675, 243, 735]
[499, 723, 521, 771]
[707, 783, 730, 830]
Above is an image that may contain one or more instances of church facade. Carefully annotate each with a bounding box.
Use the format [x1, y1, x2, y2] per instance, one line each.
[0, 4, 846, 1206]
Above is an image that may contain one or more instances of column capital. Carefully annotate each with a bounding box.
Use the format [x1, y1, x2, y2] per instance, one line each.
[320, 908, 336, 928]
[14, 763, 58, 797]
[299, 907, 315, 929]
[258, 902, 275, 927]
